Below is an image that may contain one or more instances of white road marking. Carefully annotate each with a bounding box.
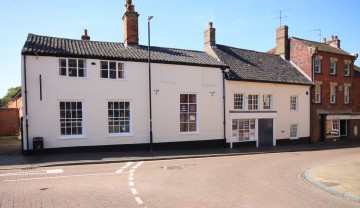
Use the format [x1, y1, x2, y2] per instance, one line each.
[0, 169, 64, 177]
[115, 169, 123, 173]
[131, 187, 138, 195]
[129, 172, 134, 177]
[135, 197, 143, 205]
[129, 177, 133, 181]
[129, 169, 135, 173]
[129, 181, 134, 186]
[4, 172, 124, 182]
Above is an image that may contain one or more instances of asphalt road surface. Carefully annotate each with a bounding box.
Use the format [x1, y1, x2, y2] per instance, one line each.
[0, 147, 359, 208]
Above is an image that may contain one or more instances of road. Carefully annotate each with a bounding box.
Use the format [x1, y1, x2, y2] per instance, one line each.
[0, 147, 359, 208]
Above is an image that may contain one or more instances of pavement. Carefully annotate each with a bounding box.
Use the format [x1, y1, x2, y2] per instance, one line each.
[0, 137, 360, 203]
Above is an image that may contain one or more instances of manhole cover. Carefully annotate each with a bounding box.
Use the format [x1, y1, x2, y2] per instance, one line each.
[162, 165, 184, 170]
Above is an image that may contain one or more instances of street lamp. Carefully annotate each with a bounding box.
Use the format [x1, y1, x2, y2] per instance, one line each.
[148, 16, 154, 152]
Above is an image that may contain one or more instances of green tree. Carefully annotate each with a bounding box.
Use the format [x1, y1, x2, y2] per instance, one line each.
[0, 86, 21, 108]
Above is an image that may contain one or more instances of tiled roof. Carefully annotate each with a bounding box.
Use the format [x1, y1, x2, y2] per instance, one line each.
[355, 65, 360, 75]
[22, 34, 227, 68]
[291, 37, 351, 56]
[212, 44, 312, 85]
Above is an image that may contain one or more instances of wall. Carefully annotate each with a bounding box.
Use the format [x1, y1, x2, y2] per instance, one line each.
[8, 96, 22, 117]
[21, 55, 223, 150]
[0, 108, 20, 136]
[290, 38, 313, 78]
[226, 81, 311, 144]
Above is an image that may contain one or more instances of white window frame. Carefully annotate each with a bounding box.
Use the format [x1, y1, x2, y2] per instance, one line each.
[290, 124, 299, 139]
[330, 85, 336, 104]
[100, 61, 125, 79]
[344, 86, 350, 104]
[248, 95, 259, 111]
[59, 58, 87, 77]
[107, 101, 132, 136]
[345, 63, 350, 77]
[231, 119, 256, 142]
[330, 61, 337, 75]
[314, 84, 321, 104]
[314, 59, 322, 73]
[234, 94, 244, 110]
[290, 96, 298, 111]
[263, 95, 272, 110]
[180, 94, 198, 134]
[59, 101, 84, 137]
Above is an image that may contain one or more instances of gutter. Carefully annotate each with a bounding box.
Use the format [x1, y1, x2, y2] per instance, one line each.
[221, 68, 227, 148]
[23, 55, 30, 155]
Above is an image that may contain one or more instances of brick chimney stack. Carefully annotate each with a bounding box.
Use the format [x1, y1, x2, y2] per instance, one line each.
[122, 0, 139, 46]
[275, 25, 289, 60]
[81, 29, 90, 41]
[204, 22, 216, 50]
[328, 35, 341, 49]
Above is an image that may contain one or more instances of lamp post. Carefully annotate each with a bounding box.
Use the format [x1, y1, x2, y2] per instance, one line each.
[148, 16, 154, 152]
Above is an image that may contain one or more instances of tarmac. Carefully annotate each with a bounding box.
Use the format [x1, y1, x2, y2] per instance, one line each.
[0, 139, 359, 203]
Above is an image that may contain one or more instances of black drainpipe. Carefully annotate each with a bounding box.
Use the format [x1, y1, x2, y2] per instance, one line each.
[23, 55, 30, 155]
[310, 54, 315, 144]
[221, 68, 227, 148]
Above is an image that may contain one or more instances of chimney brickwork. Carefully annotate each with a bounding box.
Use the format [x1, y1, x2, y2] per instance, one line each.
[327, 35, 341, 49]
[204, 22, 218, 59]
[81, 29, 90, 41]
[275, 25, 289, 60]
[123, 0, 139, 46]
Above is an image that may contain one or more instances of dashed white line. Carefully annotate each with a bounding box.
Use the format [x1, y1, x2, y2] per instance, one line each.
[131, 187, 138, 195]
[135, 197, 143, 205]
[129, 181, 134, 187]
[129, 169, 135, 173]
[129, 177, 134, 181]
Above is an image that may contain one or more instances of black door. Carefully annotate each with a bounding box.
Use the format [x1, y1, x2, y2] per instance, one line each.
[340, 120, 347, 136]
[258, 119, 273, 146]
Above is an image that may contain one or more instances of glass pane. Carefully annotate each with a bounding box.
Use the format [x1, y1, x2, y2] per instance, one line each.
[120, 102, 125, 109]
[68, 59, 77, 68]
[189, 94, 196, 103]
[189, 113, 196, 122]
[180, 123, 188, 132]
[118, 71, 124, 79]
[114, 110, 120, 117]
[180, 94, 188, 103]
[125, 110, 130, 118]
[189, 123, 196, 132]
[114, 102, 119, 109]
[60, 68, 67, 76]
[69, 68, 77, 77]
[125, 102, 130, 110]
[78, 69, 84, 77]
[180, 114, 188, 122]
[109, 62, 116, 70]
[77, 102, 82, 109]
[60, 102, 65, 110]
[109, 126, 114, 134]
[78, 60, 85, 68]
[108, 102, 113, 110]
[189, 104, 197, 112]
[65, 102, 71, 109]
[118, 63, 124, 71]
[60, 59, 67, 68]
[101, 70, 108, 78]
[101, 61, 108, 69]
[61, 128, 66, 135]
[110, 70, 116, 79]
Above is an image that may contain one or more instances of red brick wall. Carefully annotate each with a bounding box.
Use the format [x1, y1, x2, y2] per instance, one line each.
[290, 38, 312, 78]
[0, 108, 20, 136]
[7, 96, 22, 117]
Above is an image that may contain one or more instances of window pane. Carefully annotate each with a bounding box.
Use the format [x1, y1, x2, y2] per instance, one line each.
[180, 123, 188, 132]
[78, 60, 85, 68]
[101, 61, 108, 69]
[68, 59, 77, 68]
[101, 70, 108, 78]
[189, 123, 197, 132]
[60, 59, 67, 68]
[189, 104, 197, 112]
[180, 94, 188, 103]
[189, 94, 196, 103]
[69, 68, 77, 77]
[60, 68, 67, 76]
[110, 70, 116, 79]
[118, 71, 124, 79]
[109, 62, 116, 70]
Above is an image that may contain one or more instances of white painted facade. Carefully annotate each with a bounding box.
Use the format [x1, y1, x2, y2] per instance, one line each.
[21, 55, 224, 150]
[226, 81, 311, 146]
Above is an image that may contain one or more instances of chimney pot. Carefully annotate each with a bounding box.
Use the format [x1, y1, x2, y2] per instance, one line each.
[123, 0, 139, 46]
[81, 29, 90, 41]
[323, 38, 326, 43]
[209, 22, 213, 29]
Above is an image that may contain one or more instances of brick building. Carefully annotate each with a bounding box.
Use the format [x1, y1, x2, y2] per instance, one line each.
[271, 26, 360, 143]
[7, 89, 22, 117]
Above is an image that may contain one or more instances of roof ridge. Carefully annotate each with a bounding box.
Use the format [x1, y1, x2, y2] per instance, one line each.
[216, 43, 281, 57]
[27, 33, 208, 54]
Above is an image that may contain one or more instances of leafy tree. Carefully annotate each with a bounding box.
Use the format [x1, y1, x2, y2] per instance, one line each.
[0, 86, 21, 108]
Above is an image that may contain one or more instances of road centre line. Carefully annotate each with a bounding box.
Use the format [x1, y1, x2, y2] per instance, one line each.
[135, 197, 143, 205]
[131, 187, 138, 195]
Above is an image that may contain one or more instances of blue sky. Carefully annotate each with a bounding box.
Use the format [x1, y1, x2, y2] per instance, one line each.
[0, 0, 359, 97]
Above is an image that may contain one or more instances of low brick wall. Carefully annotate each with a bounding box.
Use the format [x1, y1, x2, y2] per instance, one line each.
[0, 108, 20, 136]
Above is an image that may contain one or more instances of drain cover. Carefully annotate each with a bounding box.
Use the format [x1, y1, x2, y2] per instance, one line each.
[40, 188, 48, 191]
[162, 165, 184, 170]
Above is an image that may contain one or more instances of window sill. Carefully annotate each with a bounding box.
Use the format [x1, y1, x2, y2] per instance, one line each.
[107, 133, 134, 138]
[290, 137, 299, 140]
[231, 140, 256, 142]
[58, 76, 89, 79]
[99, 78, 128, 81]
[314, 72, 322, 75]
[179, 131, 200, 135]
[58, 135, 87, 140]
